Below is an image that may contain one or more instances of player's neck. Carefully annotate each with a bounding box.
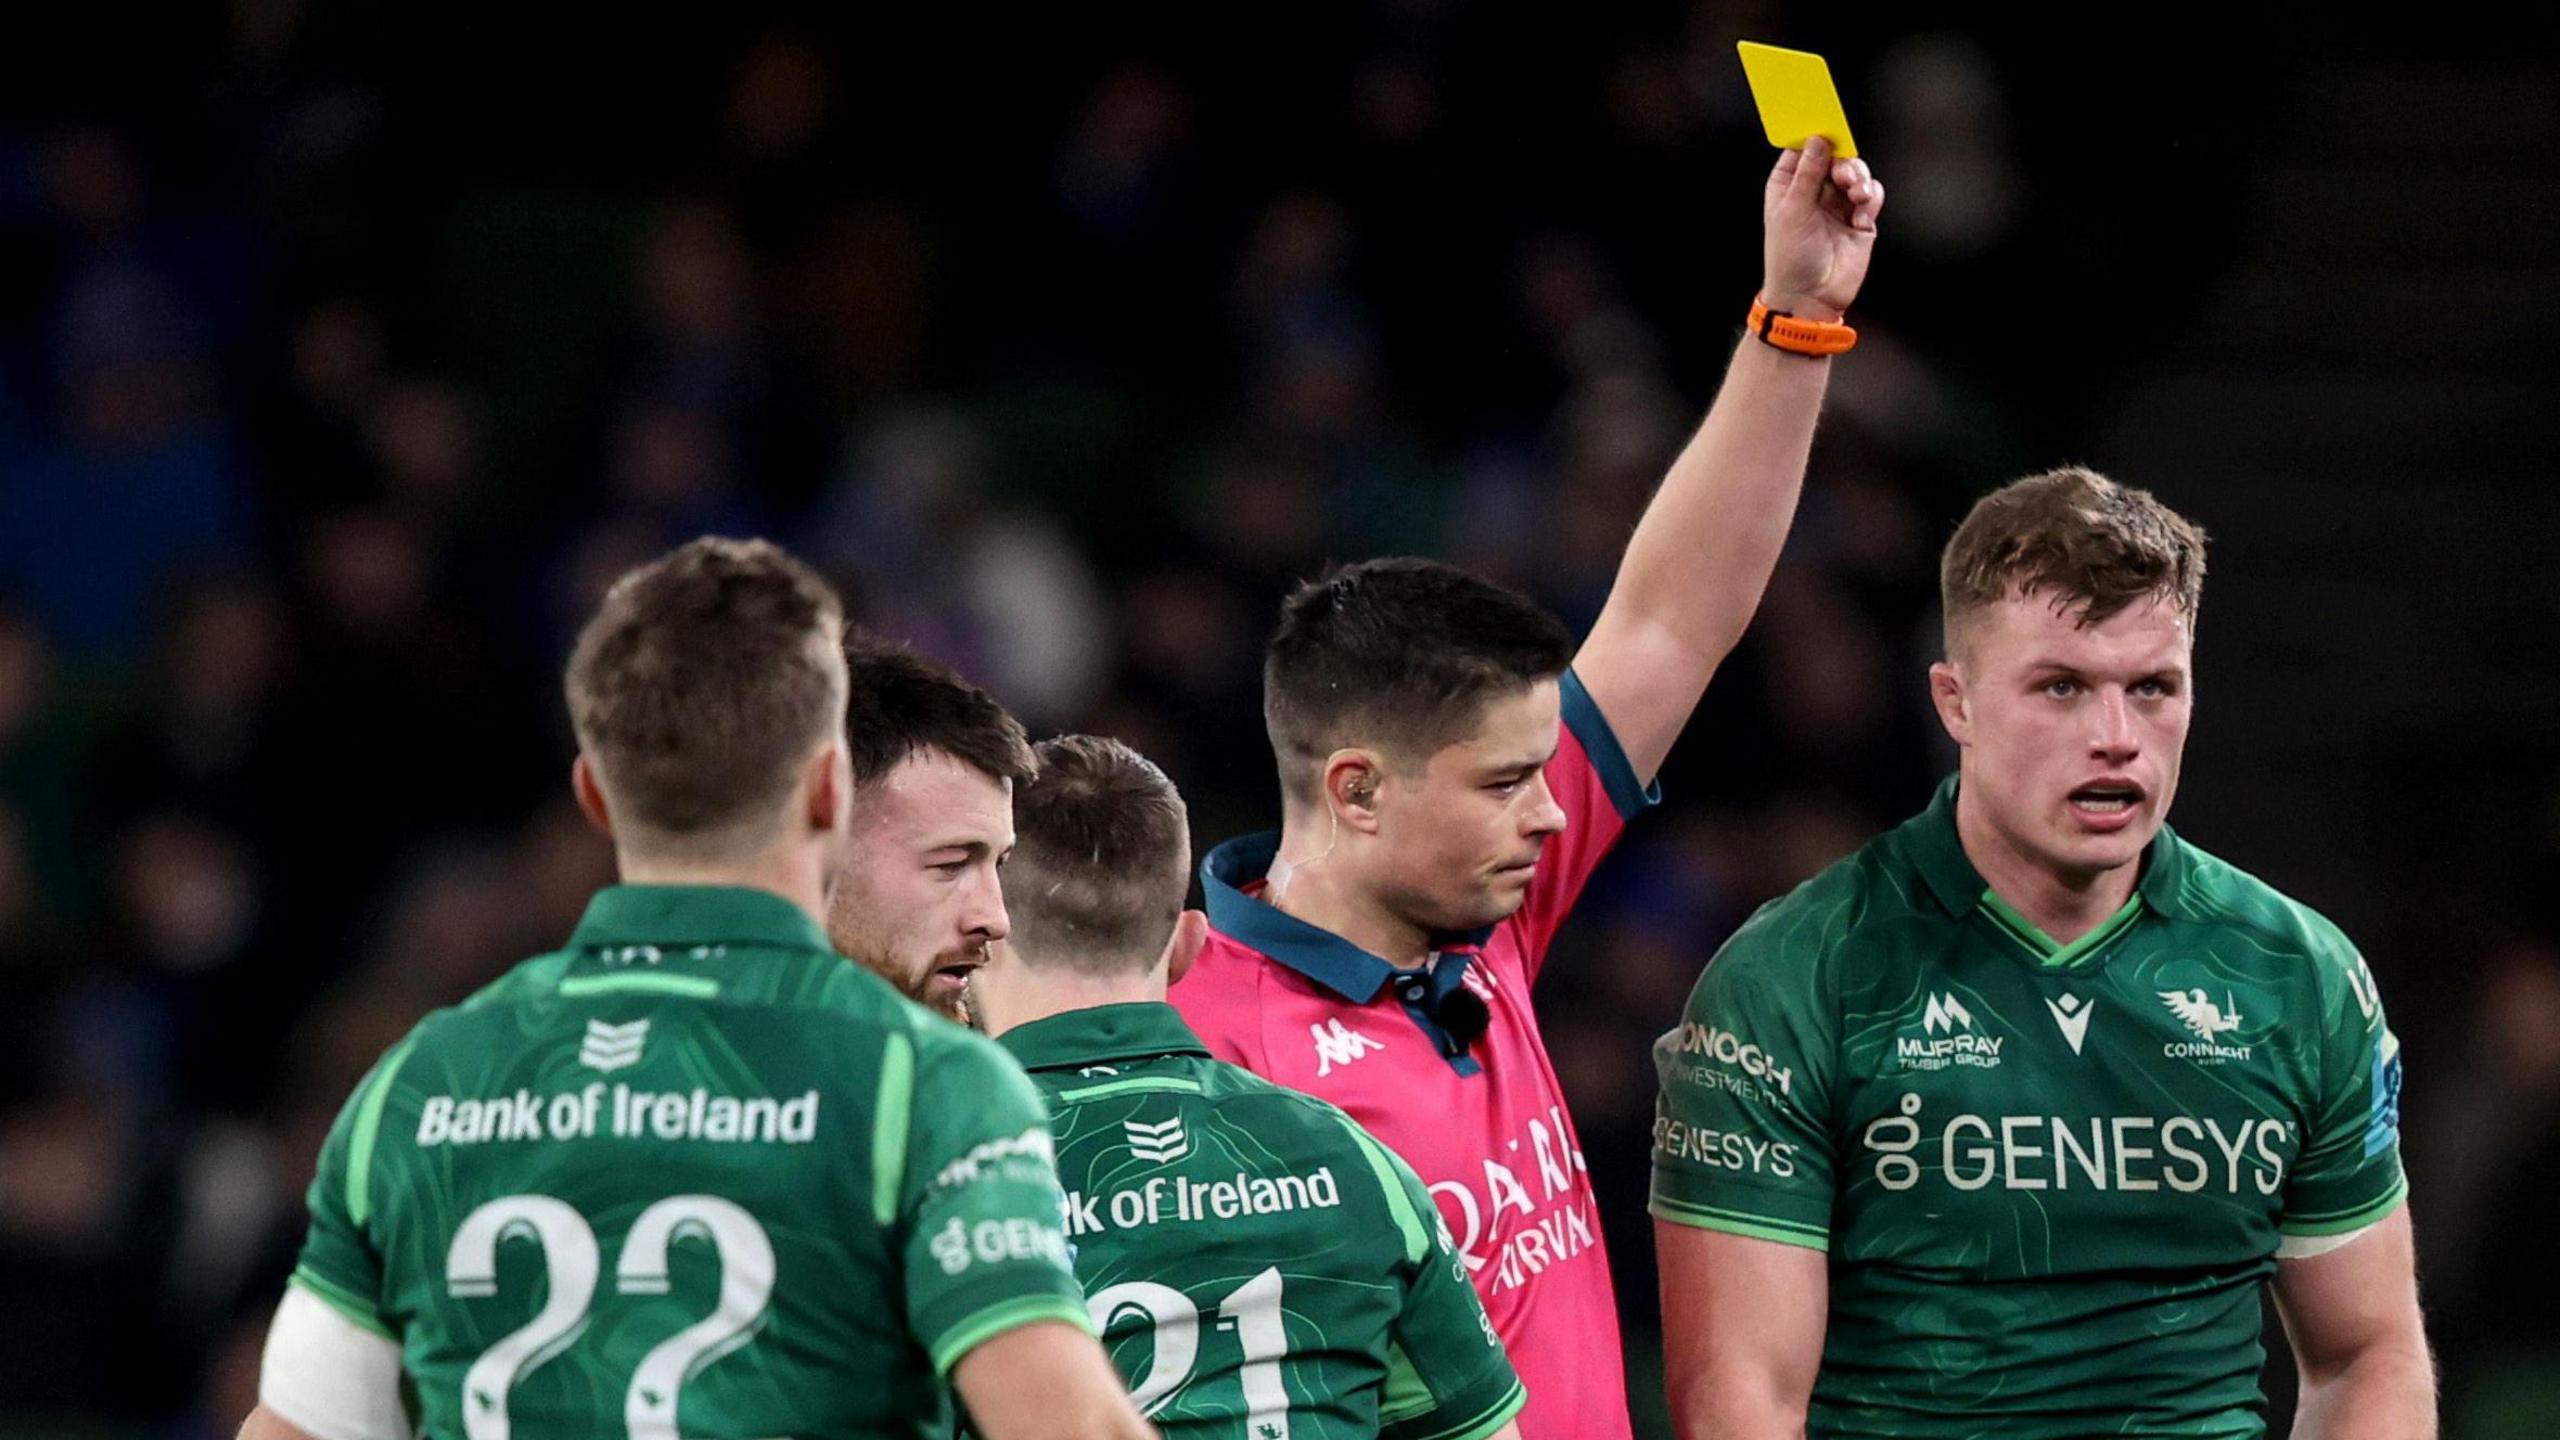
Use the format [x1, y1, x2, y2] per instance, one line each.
[1267, 818, 1433, 968]
[1953, 791, 2138, 946]
[978, 967, 1167, 1039]
[613, 844, 831, 933]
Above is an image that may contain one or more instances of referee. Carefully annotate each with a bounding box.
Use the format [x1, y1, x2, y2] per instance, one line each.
[1173, 137, 1885, 1440]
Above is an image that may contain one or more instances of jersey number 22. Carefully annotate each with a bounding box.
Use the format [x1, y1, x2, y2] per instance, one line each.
[446, 1193, 772, 1440]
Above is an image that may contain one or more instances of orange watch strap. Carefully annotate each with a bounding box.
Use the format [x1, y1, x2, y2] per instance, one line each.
[1747, 296, 1857, 356]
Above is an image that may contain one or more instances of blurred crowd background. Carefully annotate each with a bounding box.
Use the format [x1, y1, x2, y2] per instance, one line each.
[1, 4, 2555, 1436]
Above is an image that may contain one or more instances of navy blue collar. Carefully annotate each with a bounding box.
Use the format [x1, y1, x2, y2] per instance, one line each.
[1202, 833, 1493, 1075]
[1200, 832, 1495, 1002]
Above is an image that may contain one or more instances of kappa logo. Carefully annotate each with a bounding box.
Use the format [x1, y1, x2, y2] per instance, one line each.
[1123, 1116, 1189, 1164]
[2044, 993, 2095, 1055]
[579, 1018, 649, 1073]
[1311, 1019, 1386, 1077]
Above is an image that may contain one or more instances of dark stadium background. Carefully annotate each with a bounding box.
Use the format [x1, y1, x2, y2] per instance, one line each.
[0, 4, 2553, 1435]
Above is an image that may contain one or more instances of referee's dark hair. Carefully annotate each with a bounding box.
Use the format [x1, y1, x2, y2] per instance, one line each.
[841, 636, 1037, 791]
[1263, 557, 1575, 805]
[1004, 735, 1192, 974]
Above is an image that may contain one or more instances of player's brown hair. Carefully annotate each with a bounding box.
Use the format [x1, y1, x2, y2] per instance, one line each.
[565, 537, 847, 857]
[841, 638, 1037, 790]
[1940, 467, 2208, 656]
[1004, 734, 1191, 974]
[1263, 557, 1576, 804]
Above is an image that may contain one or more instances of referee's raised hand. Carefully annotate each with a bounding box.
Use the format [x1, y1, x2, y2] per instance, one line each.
[1762, 134, 1883, 322]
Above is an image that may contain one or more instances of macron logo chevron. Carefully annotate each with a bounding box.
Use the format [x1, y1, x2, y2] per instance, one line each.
[2045, 993, 2094, 1055]
[1123, 1116, 1189, 1164]
[579, 1018, 649, 1073]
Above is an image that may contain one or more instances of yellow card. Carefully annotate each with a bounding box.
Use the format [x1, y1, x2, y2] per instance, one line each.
[1736, 41, 1858, 159]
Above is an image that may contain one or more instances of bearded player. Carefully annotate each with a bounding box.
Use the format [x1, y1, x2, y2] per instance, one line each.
[1171, 136, 1884, 1439]
[242, 540, 1148, 1440]
[1651, 470, 2431, 1437]
[825, 638, 1035, 1028]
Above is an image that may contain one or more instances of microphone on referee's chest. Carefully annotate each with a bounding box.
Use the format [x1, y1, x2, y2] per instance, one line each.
[1433, 985, 1491, 1053]
[1396, 957, 1491, 1057]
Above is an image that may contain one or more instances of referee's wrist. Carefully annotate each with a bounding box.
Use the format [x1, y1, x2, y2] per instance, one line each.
[1757, 291, 1845, 324]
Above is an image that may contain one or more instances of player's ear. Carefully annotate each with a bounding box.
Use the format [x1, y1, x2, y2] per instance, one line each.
[802, 740, 849, 836]
[1325, 751, 1386, 835]
[572, 755, 616, 837]
[1928, 660, 1971, 746]
[1163, 908, 1209, 985]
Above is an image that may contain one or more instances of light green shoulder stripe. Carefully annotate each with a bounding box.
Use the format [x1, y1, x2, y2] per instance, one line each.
[1339, 1118, 1429, 1263]
[1055, 1075, 1204, 1103]
[1648, 1197, 1831, 1252]
[346, 1036, 419, 1227]
[873, 1029, 916, 1227]
[559, 972, 719, 999]
[928, 1294, 1094, 1375]
[2280, 1174, 2409, 1237]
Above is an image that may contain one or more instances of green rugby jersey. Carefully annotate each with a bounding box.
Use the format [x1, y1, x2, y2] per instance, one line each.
[997, 1002, 1526, 1440]
[288, 885, 1091, 1440]
[1650, 779, 2407, 1439]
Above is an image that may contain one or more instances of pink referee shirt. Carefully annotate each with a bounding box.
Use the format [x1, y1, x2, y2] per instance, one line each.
[1172, 670, 1657, 1440]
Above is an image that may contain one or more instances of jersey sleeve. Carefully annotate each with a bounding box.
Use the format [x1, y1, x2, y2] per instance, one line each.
[1507, 668, 1661, 980]
[2279, 924, 2407, 1250]
[1337, 1118, 1527, 1440]
[1648, 914, 1839, 1251]
[287, 1036, 416, 1339]
[896, 1028, 1094, 1374]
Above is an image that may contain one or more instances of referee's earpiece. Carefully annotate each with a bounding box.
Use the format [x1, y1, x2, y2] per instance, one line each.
[1324, 752, 1385, 836]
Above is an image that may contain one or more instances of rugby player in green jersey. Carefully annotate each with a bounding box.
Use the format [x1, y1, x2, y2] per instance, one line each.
[241, 539, 1151, 1440]
[1651, 471, 2432, 1438]
[975, 734, 1528, 1440]
[822, 639, 1039, 1029]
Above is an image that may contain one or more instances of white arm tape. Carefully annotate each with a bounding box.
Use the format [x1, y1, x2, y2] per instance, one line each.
[2276, 1218, 2384, 1261]
[259, 1283, 411, 1440]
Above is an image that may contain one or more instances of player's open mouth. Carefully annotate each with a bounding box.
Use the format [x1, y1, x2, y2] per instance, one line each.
[929, 962, 979, 991]
[2067, 781, 2145, 820]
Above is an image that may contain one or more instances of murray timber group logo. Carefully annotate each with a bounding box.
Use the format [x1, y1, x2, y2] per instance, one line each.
[1924, 993, 1971, 1033]
[1896, 991, 2004, 1071]
[1122, 1116, 1190, 1164]
[578, 1018, 649, 1073]
[2159, 988, 2254, 1063]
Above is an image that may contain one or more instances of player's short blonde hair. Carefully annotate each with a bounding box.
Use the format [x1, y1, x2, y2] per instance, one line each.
[1940, 467, 2207, 657]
